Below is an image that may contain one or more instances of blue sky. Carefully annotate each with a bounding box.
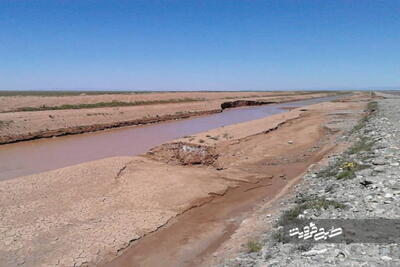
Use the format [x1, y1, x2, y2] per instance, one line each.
[0, 0, 399, 91]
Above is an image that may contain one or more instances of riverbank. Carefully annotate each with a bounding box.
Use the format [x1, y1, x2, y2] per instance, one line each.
[220, 93, 400, 266]
[0, 93, 369, 266]
[0, 92, 338, 144]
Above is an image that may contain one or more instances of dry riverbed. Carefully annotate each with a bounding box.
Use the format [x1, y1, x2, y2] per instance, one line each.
[0, 93, 370, 266]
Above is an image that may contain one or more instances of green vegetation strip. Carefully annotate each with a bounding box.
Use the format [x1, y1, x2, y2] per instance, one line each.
[0, 90, 157, 96]
[319, 101, 377, 180]
[273, 195, 347, 243]
[349, 101, 378, 134]
[278, 196, 347, 226]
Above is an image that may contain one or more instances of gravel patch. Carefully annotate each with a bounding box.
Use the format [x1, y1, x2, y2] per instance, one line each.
[224, 95, 400, 266]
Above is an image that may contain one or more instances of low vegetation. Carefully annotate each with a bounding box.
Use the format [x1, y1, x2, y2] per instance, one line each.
[247, 241, 263, 253]
[318, 100, 377, 180]
[207, 135, 219, 140]
[278, 196, 346, 226]
[0, 90, 156, 96]
[0, 120, 13, 128]
[292, 243, 313, 252]
[319, 157, 369, 180]
[273, 196, 347, 243]
[349, 101, 377, 134]
[272, 99, 378, 245]
[347, 137, 375, 157]
[86, 112, 111, 116]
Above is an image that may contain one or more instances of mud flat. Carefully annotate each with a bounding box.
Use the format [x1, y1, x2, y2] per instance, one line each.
[0, 91, 338, 144]
[0, 93, 371, 266]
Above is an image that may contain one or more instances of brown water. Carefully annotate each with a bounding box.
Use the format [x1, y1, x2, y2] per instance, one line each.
[0, 96, 343, 180]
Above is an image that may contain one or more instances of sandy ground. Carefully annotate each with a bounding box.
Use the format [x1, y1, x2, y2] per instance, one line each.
[0, 93, 370, 266]
[0, 157, 233, 266]
[0, 92, 336, 144]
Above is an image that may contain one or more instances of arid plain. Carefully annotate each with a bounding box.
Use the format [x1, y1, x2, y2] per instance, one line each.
[0, 91, 373, 266]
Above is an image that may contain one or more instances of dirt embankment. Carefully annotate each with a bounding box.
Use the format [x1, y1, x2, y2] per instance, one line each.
[221, 99, 275, 109]
[0, 92, 337, 144]
[0, 91, 326, 112]
[0, 109, 221, 144]
[0, 93, 370, 267]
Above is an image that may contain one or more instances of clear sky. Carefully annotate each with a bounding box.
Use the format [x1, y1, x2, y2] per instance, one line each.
[0, 0, 399, 91]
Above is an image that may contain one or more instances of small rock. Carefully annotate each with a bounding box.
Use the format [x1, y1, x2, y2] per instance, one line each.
[336, 251, 347, 259]
[16, 258, 25, 265]
[373, 166, 385, 172]
[360, 180, 373, 187]
[381, 256, 392, 261]
[301, 248, 327, 256]
[384, 192, 393, 198]
[288, 140, 293, 144]
[373, 159, 386, 165]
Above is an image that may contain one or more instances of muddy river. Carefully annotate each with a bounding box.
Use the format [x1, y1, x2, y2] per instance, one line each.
[0, 95, 344, 180]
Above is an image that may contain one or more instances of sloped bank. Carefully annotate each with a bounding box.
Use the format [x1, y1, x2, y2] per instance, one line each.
[223, 96, 400, 266]
[0, 109, 221, 144]
[221, 100, 274, 109]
